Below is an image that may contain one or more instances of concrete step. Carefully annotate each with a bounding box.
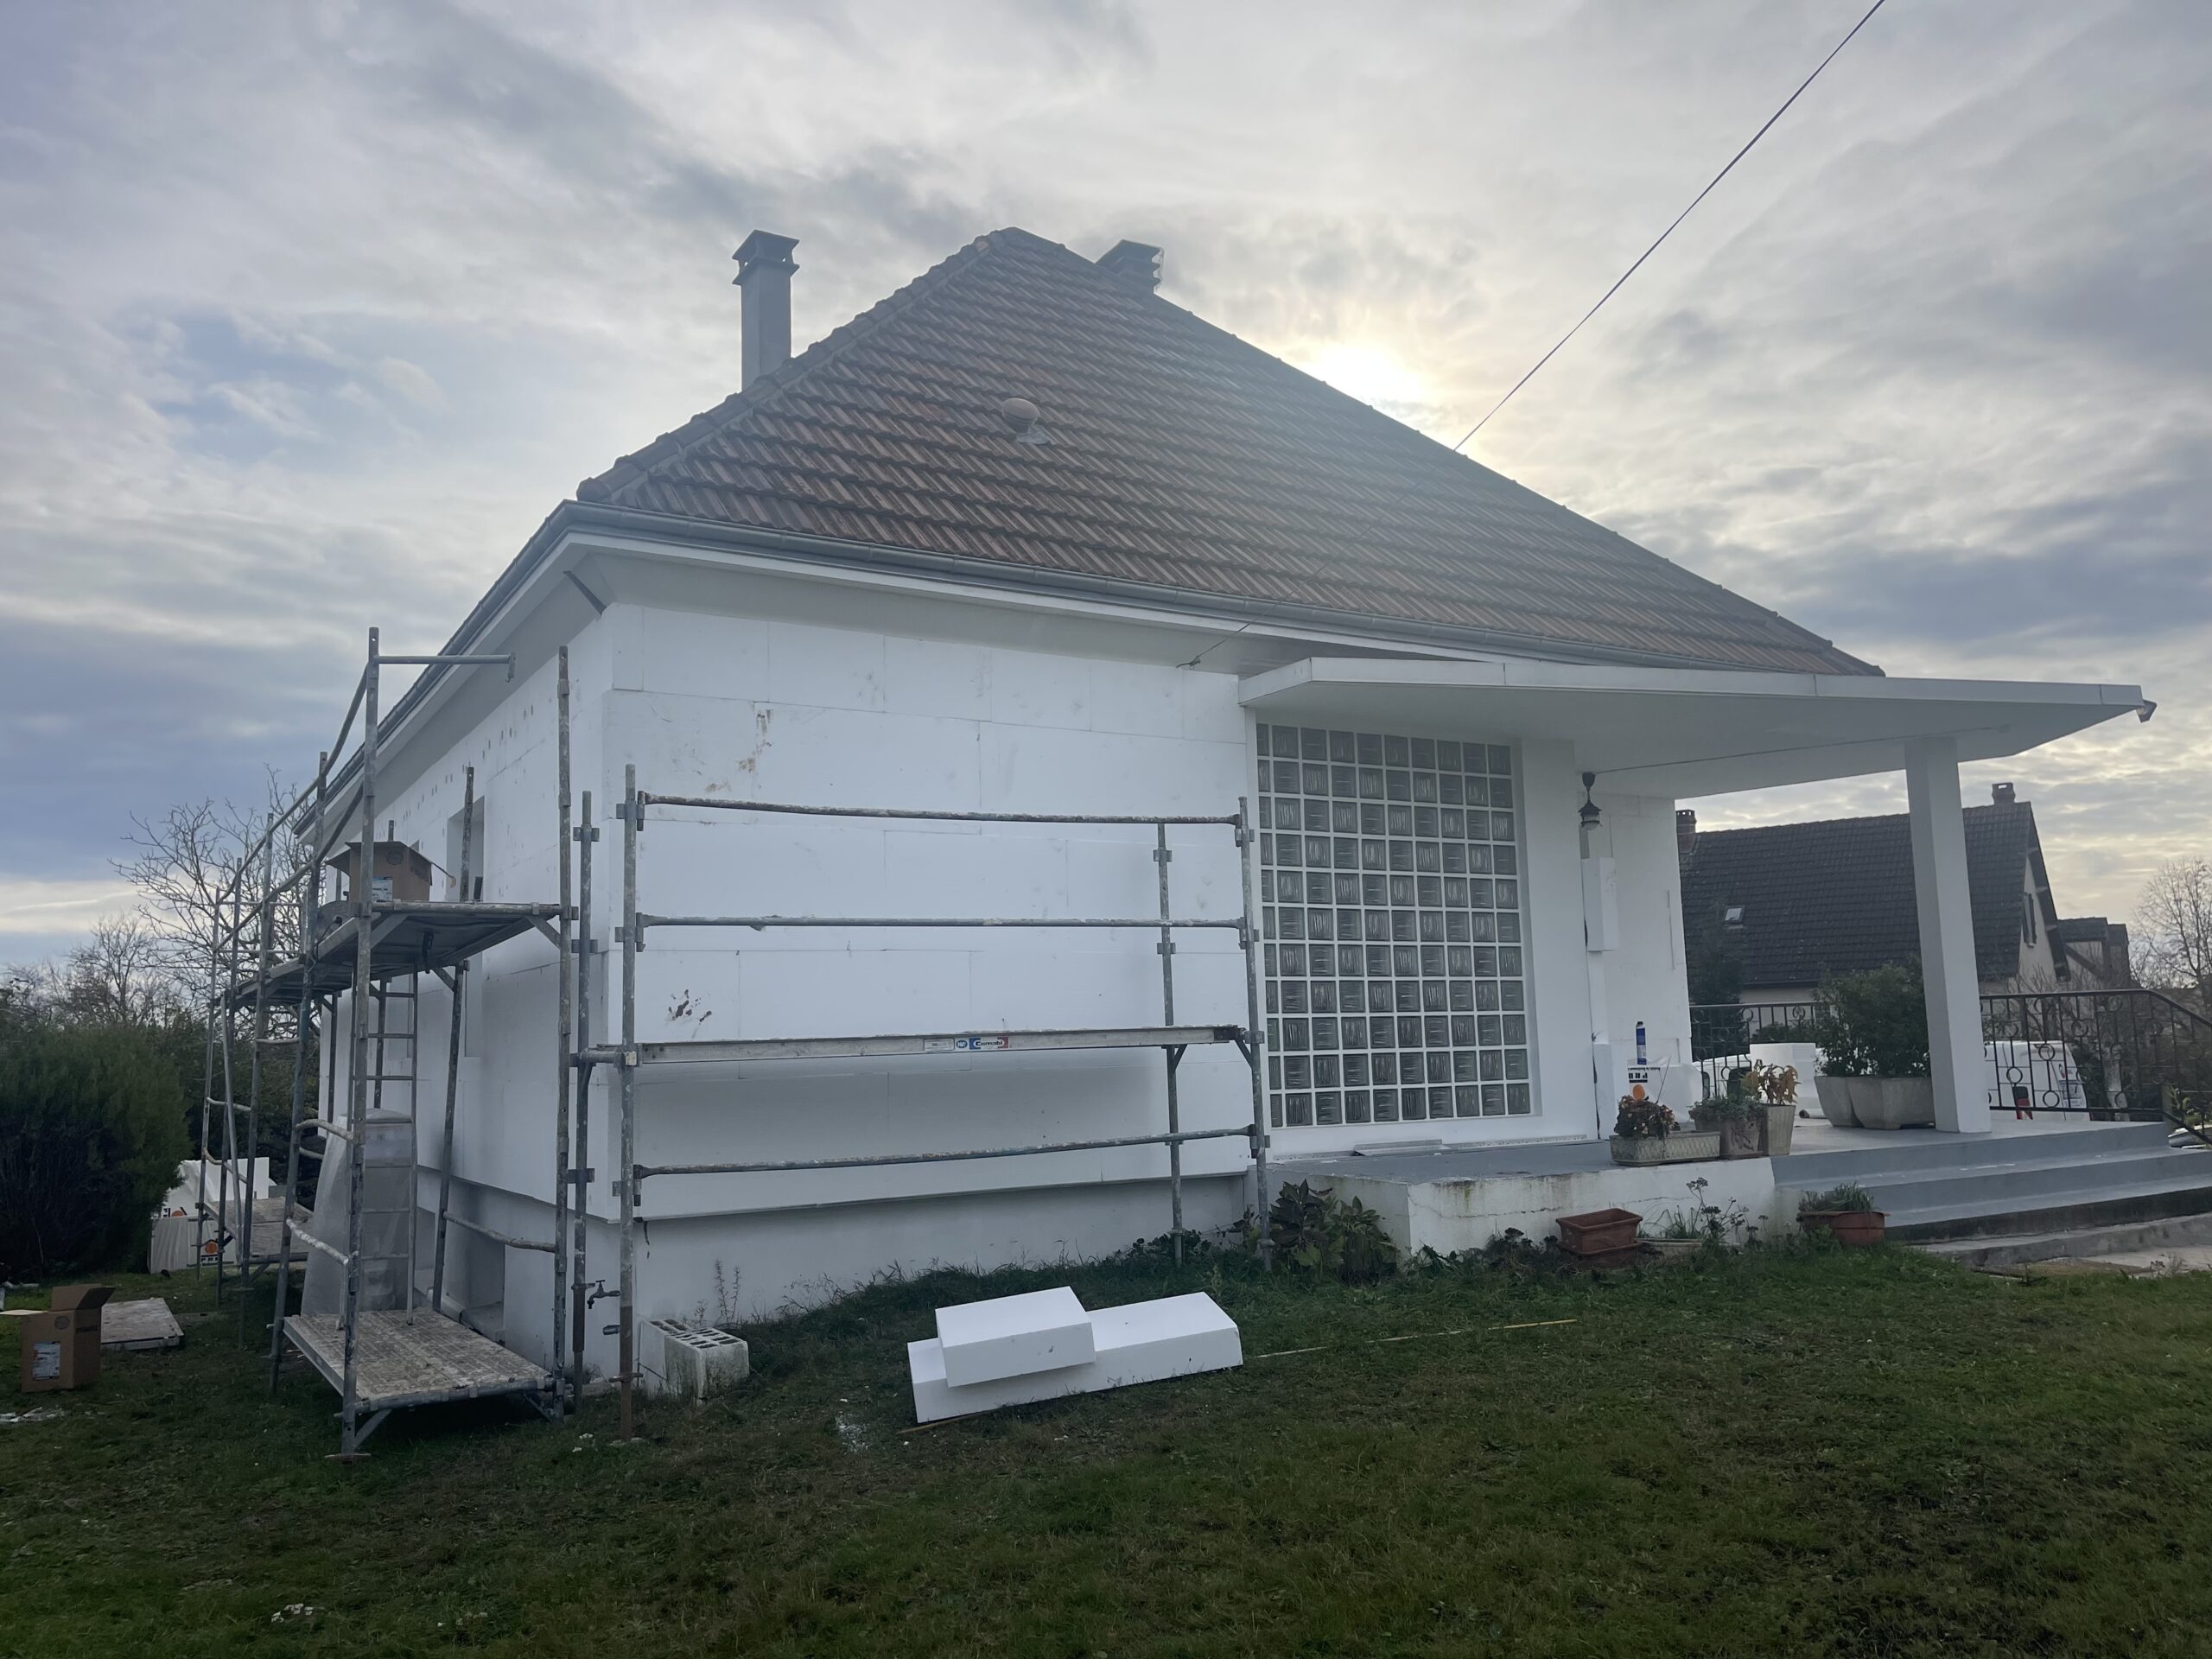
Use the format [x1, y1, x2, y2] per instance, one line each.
[1776, 1122, 2170, 1187]
[1920, 1212, 2212, 1269]
[1884, 1166, 2212, 1243]
[1854, 1146, 2212, 1214]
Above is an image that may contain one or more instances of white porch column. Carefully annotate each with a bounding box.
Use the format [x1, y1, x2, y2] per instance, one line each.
[1904, 735, 1991, 1135]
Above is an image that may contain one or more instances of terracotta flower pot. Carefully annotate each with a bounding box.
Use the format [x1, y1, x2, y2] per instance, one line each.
[1800, 1209, 1886, 1247]
[1557, 1206, 1643, 1257]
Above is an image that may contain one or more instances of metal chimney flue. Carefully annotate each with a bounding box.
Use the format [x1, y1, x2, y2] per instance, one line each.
[1096, 238, 1163, 291]
[733, 230, 799, 389]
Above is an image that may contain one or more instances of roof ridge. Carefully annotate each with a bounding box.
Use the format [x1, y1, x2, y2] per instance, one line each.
[569, 225, 1881, 677]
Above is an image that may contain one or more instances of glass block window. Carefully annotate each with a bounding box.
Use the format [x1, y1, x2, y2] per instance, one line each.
[1255, 725, 1532, 1129]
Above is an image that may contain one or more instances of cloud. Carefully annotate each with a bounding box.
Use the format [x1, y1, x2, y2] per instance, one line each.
[372, 356, 445, 410]
[0, 878, 139, 969]
[0, 0, 2203, 954]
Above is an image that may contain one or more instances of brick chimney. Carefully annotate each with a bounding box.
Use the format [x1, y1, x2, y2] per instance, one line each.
[1675, 808, 1697, 869]
[1991, 781, 2017, 804]
[1096, 239, 1163, 291]
[733, 230, 799, 389]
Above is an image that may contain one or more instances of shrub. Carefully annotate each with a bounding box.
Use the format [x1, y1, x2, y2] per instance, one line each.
[1814, 961, 1931, 1078]
[1751, 1015, 1821, 1044]
[0, 1007, 188, 1274]
[1266, 1180, 1399, 1283]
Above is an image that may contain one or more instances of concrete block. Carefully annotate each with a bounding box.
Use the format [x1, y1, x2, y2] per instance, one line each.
[936, 1286, 1095, 1385]
[908, 1291, 1242, 1422]
[645, 1319, 752, 1399]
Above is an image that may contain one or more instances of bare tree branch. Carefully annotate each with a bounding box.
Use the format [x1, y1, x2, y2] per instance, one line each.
[2134, 858, 2212, 1002]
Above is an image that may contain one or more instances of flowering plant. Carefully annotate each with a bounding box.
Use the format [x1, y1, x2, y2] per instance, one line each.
[1612, 1095, 1678, 1139]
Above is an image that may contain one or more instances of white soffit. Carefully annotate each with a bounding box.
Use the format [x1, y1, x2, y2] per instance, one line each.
[1238, 658, 2151, 798]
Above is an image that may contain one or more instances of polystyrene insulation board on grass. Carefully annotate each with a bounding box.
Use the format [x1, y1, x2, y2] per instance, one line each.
[935, 1286, 1095, 1386]
[909, 1292, 1242, 1423]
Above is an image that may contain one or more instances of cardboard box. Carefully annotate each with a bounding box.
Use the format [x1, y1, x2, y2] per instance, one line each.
[326, 841, 435, 906]
[18, 1284, 113, 1394]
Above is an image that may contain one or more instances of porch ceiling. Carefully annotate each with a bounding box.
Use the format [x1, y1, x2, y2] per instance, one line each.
[1238, 658, 2151, 798]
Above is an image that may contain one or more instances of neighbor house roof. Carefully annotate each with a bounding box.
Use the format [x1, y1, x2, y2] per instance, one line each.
[577, 227, 1876, 677]
[2050, 916, 2113, 944]
[1681, 800, 2054, 989]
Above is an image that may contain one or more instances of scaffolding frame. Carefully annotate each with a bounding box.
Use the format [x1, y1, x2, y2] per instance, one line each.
[577, 772, 1274, 1439]
[202, 629, 576, 1457]
[205, 625, 1283, 1455]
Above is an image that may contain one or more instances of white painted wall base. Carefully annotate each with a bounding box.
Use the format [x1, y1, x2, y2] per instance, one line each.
[1313, 1158, 1785, 1258]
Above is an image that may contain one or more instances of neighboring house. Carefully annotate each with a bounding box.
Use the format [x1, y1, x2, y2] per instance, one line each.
[2050, 916, 2134, 989]
[1677, 784, 2132, 1007]
[299, 226, 2150, 1357]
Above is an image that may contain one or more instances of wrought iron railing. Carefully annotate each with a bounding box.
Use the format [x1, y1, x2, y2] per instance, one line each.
[1689, 1000, 1821, 1066]
[1687, 988, 2212, 1138]
[1980, 988, 2212, 1128]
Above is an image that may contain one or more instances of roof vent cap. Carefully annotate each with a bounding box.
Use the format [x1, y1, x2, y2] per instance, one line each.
[998, 396, 1049, 445]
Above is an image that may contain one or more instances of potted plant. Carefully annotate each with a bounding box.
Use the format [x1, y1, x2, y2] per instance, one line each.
[1608, 1095, 1721, 1165]
[1555, 1206, 1643, 1264]
[1692, 1070, 1765, 1159]
[1645, 1174, 1758, 1256]
[1796, 1181, 1885, 1246]
[1743, 1059, 1801, 1155]
[1809, 962, 1936, 1130]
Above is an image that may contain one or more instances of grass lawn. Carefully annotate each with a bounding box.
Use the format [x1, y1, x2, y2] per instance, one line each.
[3, 1243, 2210, 1657]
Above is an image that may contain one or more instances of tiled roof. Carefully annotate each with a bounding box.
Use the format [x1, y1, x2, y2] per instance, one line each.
[1681, 802, 2042, 988]
[578, 227, 1876, 676]
[2050, 916, 2112, 944]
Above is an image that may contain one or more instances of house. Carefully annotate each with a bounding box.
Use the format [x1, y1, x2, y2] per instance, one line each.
[1676, 783, 2133, 1009]
[2050, 916, 2134, 988]
[289, 226, 2151, 1376]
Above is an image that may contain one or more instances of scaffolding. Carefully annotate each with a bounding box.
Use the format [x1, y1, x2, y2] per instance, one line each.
[207, 629, 573, 1457]
[207, 627, 1277, 1453]
[575, 770, 1272, 1439]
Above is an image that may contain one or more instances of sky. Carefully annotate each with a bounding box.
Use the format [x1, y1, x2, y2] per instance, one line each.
[1, 0, 2205, 963]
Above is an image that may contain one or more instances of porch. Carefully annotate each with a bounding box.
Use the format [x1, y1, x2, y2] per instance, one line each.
[1241, 656, 2153, 1148]
[1275, 1109, 2158, 1258]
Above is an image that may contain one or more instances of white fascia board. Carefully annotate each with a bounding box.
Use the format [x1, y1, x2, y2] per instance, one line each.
[1238, 657, 2152, 798]
[1241, 654, 2143, 711]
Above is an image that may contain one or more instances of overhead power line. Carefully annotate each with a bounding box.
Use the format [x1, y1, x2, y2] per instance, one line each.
[1178, 0, 1890, 671]
[1452, 0, 1891, 448]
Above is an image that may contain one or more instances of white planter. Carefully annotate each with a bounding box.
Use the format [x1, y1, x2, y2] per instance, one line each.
[1815, 1076, 1936, 1130]
[1609, 1130, 1723, 1166]
[1764, 1103, 1797, 1156]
